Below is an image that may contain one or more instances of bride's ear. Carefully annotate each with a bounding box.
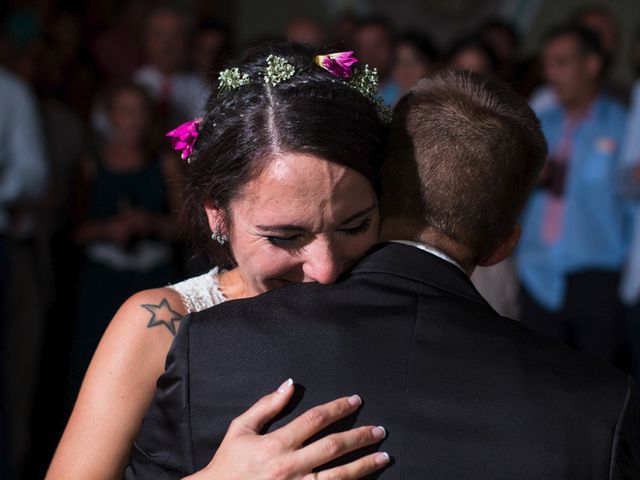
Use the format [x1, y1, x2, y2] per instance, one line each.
[479, 224, 521, 267]
[203, 200, 226, 235]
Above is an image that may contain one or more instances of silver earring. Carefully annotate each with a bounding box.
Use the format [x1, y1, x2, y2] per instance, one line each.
[211, 230, 228, 245]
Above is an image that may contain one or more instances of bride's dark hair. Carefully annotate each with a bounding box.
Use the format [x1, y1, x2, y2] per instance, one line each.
[182, 42, 387, 262]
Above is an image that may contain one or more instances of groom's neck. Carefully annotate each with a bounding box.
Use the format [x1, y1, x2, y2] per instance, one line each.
[380, 221, 475, 276]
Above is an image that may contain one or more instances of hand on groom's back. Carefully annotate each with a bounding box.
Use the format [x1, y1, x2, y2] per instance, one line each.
[184, 379, 390, 480]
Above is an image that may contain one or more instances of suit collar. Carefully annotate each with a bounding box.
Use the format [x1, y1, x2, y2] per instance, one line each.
[350, 242, 493, 309]
[388, 240, 465, 272]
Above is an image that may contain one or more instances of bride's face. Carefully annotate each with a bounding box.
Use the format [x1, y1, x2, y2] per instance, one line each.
[207, 152, 379, 296]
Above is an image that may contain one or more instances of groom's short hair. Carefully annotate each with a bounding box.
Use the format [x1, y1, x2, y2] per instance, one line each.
[383, 70, 547, 263]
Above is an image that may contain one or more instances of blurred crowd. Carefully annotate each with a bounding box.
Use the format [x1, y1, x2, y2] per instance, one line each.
[0, 1, 639, 478]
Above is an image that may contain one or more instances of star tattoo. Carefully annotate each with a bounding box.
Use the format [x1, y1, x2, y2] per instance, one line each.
[142, 298, 183, 336]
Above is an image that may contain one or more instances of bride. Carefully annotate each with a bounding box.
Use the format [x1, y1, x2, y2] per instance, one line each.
[48, 43, 393, 479]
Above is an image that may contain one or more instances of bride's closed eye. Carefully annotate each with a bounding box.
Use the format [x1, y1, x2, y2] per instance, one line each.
[265, 217, 373, 248]
[338, 218, 372, 236]
[266, 234, 304, 247]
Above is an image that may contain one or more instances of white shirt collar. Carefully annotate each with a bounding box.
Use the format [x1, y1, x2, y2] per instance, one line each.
[389, 240, 466, 273]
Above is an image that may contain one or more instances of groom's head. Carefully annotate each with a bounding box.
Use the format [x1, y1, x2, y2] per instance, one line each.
[381, 70, 547, 273]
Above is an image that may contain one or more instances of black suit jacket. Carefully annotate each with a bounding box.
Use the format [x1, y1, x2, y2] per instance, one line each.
[127, 243, 639, 479]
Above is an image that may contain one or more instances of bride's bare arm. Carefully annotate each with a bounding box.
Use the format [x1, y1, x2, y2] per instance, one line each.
[47, 287, 187, 479]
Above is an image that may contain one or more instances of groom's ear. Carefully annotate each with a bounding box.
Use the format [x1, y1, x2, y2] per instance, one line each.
[478, 224, 521, 267]
[203, 200, 225, 234]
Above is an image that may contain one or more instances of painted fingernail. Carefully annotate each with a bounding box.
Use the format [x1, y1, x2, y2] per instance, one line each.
[277, 378, 293, 393]
[347, 394, 362, 406]
[372, 426, 386, 439]
[374, 452, 390, 465]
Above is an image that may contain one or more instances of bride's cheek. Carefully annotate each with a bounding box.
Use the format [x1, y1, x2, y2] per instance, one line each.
[258, 248, 295, 276]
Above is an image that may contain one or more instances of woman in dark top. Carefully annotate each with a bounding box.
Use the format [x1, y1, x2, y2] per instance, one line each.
[70, 82, 182, 396]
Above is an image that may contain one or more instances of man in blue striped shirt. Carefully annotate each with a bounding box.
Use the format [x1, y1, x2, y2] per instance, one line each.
[517, 25, 633, 364]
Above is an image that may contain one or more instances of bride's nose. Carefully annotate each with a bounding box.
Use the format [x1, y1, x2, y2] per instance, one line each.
[302, 238, 342, 284]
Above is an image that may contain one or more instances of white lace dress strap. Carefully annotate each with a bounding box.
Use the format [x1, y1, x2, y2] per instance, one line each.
[166, 267, 227, 313]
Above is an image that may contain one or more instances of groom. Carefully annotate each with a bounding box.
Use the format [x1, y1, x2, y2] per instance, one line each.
[128, 71, 638, 477]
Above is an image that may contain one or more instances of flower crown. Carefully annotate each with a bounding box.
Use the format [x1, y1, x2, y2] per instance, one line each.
[167, 51, 391, 162]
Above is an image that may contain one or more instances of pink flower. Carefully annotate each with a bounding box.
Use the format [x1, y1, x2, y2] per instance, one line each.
[166, 118, 202, 161]
[315, 51, 358, 78]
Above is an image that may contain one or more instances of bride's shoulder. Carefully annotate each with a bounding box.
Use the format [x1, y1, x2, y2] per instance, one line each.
[77, 287, 190, 419]
[121, 286, 189, 333]
[96, 287, 189, 373]
[105, 268, 224, 353]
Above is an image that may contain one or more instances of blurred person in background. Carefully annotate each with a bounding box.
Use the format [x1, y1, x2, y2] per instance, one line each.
[191, 19, 231, 88]
[175, 19, 232, 120]
[619, 29, 640, 380]
[516, 25, 632, 365]
[446, 35, 498, 75]
[479, 18, 520, 85]
[391, 31, 438, 96]
[10, 33, 46, 85]
[2, 0, 44, 55]
[574, 5, 629, 101]
[134, 6, 207, 132]
[577, 4, 619, 69]
[530, 4, 624, 115]
[43, 10, 97, 121]
[332, 10, 359, 49]
[6, 13, 89, 478]
[0, 63, 48, 480]
[69, 82, 181, 400]
[285, 16, 325, 48]
[18, 15, 89, 475]
[92, 0, 147, 82]
[354, 16, 400, 106]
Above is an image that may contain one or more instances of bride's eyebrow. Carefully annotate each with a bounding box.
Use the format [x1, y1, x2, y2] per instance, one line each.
[254, 204, 376, 233]
[254, 224, 305, 233]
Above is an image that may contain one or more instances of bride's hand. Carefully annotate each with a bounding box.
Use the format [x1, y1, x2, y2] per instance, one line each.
[184, 379, 390, 480]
